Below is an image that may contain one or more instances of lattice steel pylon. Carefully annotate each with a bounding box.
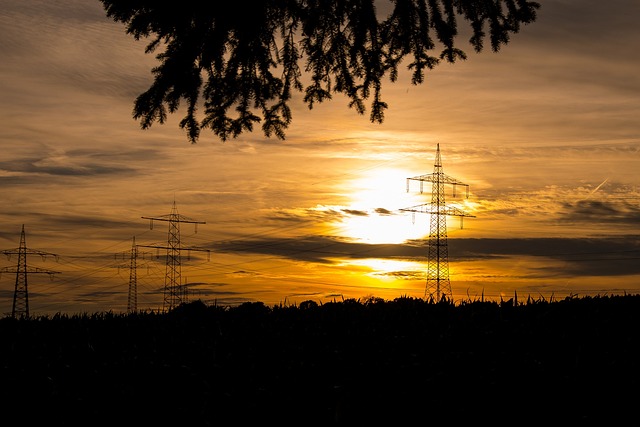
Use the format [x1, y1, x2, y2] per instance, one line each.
[401, 144, 475, 302]
[115, 236, 143, 313]
[0, 225, 59, 318]
[140, 201, 209, 312]
[114, 236, 152, 313]
[128, 236, 138, 313]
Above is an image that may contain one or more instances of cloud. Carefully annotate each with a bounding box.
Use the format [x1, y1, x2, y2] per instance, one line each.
[562, 200, 640, 224]
[342, 209, 368, 217]
[213, 235, 413, 264]
[376, 270, 425, 280]
[452, 237, 640, 277]
[212, 234, 640, 278]
[374, 208, 395, 215]
[0, 156, 134, 177]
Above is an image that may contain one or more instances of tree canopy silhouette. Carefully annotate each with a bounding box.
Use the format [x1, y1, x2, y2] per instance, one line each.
[100, 0, 540, 143]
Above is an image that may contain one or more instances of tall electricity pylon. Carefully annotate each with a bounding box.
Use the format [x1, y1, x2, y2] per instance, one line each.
[140, 201, 210, 312]
[401, 144, 475, 302]
[0, 225, 59, 318]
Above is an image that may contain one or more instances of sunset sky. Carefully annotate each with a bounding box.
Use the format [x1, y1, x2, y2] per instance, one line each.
[1, 0, 639, 316]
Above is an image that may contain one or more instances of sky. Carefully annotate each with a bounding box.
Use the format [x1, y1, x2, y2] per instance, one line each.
[1, 0, 639, 316]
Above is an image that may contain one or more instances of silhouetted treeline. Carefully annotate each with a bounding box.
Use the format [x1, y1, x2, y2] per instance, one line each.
[1, 295, 639, 426]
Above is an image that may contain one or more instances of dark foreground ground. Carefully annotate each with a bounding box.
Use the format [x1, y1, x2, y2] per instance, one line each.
[1, 295, 639, 426]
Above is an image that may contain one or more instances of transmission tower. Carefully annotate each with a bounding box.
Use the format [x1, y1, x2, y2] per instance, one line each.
[140, 201, 210, 312]
[0, 225, 60, 318]
[401, 144, 475, 302]
[128, 236, 138, 313]
[114, 236, 149, 313]
[115, 236, 157, 313]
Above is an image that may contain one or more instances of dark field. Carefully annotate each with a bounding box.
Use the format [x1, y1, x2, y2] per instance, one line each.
[2, 295, 639, 426]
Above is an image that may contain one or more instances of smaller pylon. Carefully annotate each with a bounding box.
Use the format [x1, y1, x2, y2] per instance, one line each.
[127, 236, 138, 313]
[114, 236, 152, 313]
[0, 225, 60, 318]
[140, 201, 210, 312]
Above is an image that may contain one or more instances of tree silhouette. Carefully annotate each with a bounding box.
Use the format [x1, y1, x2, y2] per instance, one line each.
[100, 0, 540, 143]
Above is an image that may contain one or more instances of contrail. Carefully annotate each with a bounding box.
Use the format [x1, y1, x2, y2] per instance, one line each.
[586, 177, 609, 198]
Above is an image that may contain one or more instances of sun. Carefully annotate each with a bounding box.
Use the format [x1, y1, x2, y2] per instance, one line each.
[331, 168, 430, 244]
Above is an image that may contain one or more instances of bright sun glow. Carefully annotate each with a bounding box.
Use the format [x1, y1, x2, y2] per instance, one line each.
[347, 258, 425, 278]
[332, 168, 430, 244]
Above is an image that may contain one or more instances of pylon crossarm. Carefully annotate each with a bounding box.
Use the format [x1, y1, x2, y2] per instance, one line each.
[407, 173, 469, 187]
[0, 266, 61, 274]
[400, 204, 445, 215]
[407, 174, 434, 182]
[441, 206, 475, 218]
[399, 204, 433, 214]
[137, 244, 210, 254]
[27, 267, 61, 274]
[399, 204, 474, 218]
[2, 249, 58, 257]
[141, 215, 205, 225]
